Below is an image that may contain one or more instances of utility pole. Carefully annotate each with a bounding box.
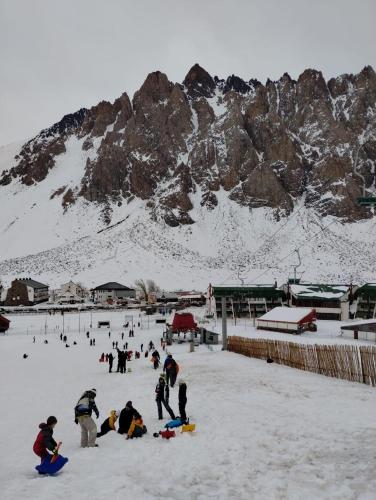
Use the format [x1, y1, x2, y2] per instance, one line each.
[221, 297, 228, 350]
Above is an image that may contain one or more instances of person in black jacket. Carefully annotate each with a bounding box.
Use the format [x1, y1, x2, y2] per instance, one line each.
[152, 350, 160, 370]
[155, 375, 175, 420]
[108, 352, 114, 373]
[164, 354, 178, 387]
[178, 379, 188, 422]
[118, 401, 138, 434]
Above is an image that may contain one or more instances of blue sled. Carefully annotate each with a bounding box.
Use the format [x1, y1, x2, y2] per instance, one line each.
[165, 418, 183, 429]
[35, 454, 69, 475]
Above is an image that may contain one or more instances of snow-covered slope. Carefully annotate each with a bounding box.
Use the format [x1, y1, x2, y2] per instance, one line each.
[0, 138, 375, 290]
[1, 311, 376, 499]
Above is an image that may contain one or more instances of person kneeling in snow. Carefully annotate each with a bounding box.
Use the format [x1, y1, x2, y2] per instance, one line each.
[97, 410, 118, 437]
[33, 416, 58, 462]
[126, 413, 147, 439]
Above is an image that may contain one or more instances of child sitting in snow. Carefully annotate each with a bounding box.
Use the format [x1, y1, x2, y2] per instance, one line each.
[97, 410, 118, 437]
[33, 416, 58, 462]
[126, 413, 147, 439]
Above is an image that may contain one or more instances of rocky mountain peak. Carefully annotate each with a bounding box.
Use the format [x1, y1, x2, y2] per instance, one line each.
[1, 64, 376, 227]
[183, 63, 216, 98]
[133, 71, 174, 110]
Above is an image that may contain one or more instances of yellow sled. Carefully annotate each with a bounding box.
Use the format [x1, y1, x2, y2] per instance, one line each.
[181, 423, 196, 433]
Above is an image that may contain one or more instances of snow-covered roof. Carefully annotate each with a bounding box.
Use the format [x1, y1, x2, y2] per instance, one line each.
[15, 278, 48, 289]
[258, 307, 314, 323]
[179, 294, 203, 300]
[290, 284, 349, 300]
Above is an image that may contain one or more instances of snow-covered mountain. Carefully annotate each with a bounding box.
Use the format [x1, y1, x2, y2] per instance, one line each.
[1, 64, 376, 289]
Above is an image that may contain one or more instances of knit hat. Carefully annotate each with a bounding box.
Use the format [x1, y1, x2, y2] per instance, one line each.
[126, 401, 132, 408]
[179, 379, 186, 386]
[159, 373, 166, 380]
[47, 416, 57, 426]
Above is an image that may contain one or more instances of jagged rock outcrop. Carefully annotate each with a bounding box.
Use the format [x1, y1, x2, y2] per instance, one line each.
[1, 64, 376, 224]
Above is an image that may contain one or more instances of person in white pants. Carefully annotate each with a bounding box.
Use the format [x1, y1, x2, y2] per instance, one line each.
[74, 388, 100, 447]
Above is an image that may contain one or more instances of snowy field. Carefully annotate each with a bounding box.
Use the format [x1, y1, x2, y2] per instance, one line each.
[1, 309, 376, 500]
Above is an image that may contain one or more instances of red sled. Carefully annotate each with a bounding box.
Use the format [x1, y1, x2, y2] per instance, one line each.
[160, 429, 175, 439]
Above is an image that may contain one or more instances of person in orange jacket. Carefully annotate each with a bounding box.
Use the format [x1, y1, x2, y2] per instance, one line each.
[126, 413, 147, 439]
[97, 410, 118, 437]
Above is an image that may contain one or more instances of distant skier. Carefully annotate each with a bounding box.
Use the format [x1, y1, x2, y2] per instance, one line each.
[33, 416, 58, 463]
[74, 389, 99, 448]
[33, 336, 36, 343]
[97, 410, 118, 438]
[108, 331, 111, 338]
[155, 375, 175, 420]
[140, 343, 143, 352]
[121, 332, 124, 340]
[86, 331, 90, 338]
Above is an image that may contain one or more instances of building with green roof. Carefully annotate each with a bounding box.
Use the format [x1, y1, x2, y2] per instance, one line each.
[283, 283, 356, 321]
[354, 284, 376, 319]
[212, 284, 286, 319]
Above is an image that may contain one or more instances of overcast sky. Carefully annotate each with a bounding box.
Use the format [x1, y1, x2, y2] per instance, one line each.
[0, 0, 375, 145]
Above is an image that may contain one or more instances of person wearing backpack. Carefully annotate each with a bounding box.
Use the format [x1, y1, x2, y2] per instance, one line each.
[163, 354, 179, 387]
[74, 388, 99, 447]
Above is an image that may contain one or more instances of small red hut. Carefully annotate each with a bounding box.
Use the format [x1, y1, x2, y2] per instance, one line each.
[171, 313, 198, 332]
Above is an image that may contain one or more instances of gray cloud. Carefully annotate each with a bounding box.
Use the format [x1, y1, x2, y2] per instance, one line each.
[0, 0, 375, 145]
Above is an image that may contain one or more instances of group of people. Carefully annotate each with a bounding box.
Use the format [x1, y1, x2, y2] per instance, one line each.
[73, 390, 147, 448]
[33, 340, 190, 467]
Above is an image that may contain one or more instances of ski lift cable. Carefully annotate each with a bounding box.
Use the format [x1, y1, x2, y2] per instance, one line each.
[240, 177, 338, 276]
[218, 179, 336, 286]
[249, 218, 337, 284]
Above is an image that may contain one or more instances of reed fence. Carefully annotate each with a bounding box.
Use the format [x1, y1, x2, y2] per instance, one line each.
[227, 336, 376, 386]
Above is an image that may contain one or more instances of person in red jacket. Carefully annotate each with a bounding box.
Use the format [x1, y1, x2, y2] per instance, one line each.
[33, 416, 58, 462]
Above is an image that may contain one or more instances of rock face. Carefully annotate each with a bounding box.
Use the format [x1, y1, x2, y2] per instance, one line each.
[1, 64, 376, 224]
